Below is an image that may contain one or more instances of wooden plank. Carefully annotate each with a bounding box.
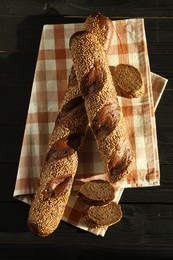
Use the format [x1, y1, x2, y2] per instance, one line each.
[0, 126, 24, 163]
[158, 143, 173, 164]
[0, 202, 173, 256]
[156, 89, 173, 105]
[157, 126, 173, 166]
[121, 164, 173, 203]
[0, 15, 84, 54]
[0, 163, 19, 202]
[145, 18, 173, 43]
[149, 56, 173, 87]
[0, 244, 172, 260]
[156, 103, 173, 127]
[0, 0, 173, 17]
[157, 126, 173, 144]
[0, 201, 29, 233]
[156, 92, 173, 127]
[0, 88, 30, 125]
[0, 16, 173, 53]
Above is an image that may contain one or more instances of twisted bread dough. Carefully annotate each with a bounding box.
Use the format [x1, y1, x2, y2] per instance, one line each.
[27, 12, 115, 237]
[70, 31, 134, 184]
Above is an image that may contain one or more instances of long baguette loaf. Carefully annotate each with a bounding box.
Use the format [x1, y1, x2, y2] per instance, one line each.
[27, 66, 88, 237]
[70, 31, 135, 183]
[27, 12, 114, 237]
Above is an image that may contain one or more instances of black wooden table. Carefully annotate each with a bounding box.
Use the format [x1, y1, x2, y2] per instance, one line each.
[0, 1, 173, 259]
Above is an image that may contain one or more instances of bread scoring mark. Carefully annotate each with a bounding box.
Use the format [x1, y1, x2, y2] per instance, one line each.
[46, 137, 75, 162]
[42, 175, 72, 201]
[46, 131, 85, 162]
[91, 103, 121, 140]
[80, 62, 107, 97]
[56, 96, 86, 125]
[68, 66, 78, 87]
[61, 96, 84, 114]
[70, 29, 135, 184]
[108, 145, 133, 181]
[67, 133, 84, 151]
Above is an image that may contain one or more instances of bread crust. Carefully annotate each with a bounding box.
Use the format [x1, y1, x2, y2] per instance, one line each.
[83, 11, 113, 53]
[27, 12, 115, 237]
[70, 31, 135, 183]
[27, 67, 88, 237]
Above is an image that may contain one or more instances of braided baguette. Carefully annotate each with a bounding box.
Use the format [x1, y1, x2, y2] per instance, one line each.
[27, 12, 114, 237]
[27, 67, 88, 237]
[70, 31, 135, 183]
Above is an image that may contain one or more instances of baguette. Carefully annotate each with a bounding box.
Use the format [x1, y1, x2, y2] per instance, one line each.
[27, 12, 114, 237]
[70, 31, 135, 183]
[83, 11, 113, 53]
[27, 66, 88, 237]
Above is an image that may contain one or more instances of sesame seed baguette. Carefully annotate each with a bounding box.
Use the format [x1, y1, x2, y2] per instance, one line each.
[83, 11, 114, 54]
[27, 67, 88, 237]
[70, 31, 135, 183]
[27, 12, 114, 237]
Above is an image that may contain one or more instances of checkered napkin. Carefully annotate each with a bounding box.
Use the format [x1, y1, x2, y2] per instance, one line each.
[13, 18, 168, 236]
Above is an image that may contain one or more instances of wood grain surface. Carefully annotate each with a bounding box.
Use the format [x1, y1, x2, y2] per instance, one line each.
[0, 0, 173, 259]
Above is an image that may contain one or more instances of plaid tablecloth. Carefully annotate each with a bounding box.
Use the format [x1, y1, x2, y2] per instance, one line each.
[13, 18, 168, 236]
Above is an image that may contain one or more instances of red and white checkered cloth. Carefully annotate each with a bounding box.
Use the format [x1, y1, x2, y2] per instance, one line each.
[13, 18, 168, 236]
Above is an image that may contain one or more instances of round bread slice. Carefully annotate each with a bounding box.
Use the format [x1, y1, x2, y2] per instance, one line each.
[111, 63, 145, 98]
[78, 180, 115, 206]
[83, 202, 122, 229]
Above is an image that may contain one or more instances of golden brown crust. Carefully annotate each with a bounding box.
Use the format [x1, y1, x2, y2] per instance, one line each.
[27, 12, 114, 237]
[70, 31, 135, 183]
[27, 67, 88, 237]
[83, 11, 114, 53]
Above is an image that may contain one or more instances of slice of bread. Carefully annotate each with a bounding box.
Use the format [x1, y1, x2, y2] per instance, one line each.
[111, 64, 145, 98]
[78, 180, 115, 206]
[83, 201, 122, 228]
